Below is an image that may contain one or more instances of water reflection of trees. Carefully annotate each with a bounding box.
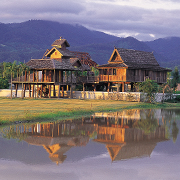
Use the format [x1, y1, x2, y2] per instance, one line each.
[161, 109, 180, 142]
[133, 109, 158, 134]
[172, 121, 179, 143]
[1, 126, 27, 142]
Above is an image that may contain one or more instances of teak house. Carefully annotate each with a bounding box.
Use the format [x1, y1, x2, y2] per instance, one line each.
[12, 37, 96, 98]
[97, 48, 171, 92]
[12, 37, 171, 98]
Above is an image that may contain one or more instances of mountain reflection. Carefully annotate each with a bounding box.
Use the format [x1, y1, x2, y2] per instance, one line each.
[1, 109, 169, 164]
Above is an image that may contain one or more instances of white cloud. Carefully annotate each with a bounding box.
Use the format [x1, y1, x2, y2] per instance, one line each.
[0, 0, 180, 40]
[1, 152, 180, 180]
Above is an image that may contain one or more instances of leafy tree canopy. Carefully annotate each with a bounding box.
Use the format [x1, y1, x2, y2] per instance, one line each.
[170, 66, 180, 91]
[139, 78, 158, 103]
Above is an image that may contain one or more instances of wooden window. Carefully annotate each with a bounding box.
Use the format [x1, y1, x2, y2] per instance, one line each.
[103, 69, 107, 75]
[145, 70, 149, 76]
[113, 69, 116, 75]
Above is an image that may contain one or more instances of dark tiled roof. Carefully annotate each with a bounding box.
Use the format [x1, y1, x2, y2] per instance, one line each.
[127, 63, 169, 71]
[116, 48, 159, 66]
[99, 48, 170, 71]
[26, 59, 79, 71]
[51, 38, 70, 47]
[69, 58, 90, 71]
[71, 51, 98, 67]
[57, 48, 75, 57]
[80, 64, 91, 71]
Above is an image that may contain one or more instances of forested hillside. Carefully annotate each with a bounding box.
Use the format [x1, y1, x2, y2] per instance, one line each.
[0, 20, 180, 70]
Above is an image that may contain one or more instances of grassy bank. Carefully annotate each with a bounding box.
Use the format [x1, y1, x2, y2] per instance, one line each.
[0, 97, 180, 126]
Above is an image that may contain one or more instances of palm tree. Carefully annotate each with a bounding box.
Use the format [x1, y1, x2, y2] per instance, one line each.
[18, 62, 30, 98]
[3, 61, 17, 99]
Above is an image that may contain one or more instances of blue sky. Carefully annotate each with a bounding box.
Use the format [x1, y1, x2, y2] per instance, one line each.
[1, 0, 180, 41]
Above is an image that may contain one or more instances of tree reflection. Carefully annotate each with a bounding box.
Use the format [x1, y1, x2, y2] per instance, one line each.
[172, 121, 179, 143]
[134, 110, 158, 134]
[1, 126, 27, 142]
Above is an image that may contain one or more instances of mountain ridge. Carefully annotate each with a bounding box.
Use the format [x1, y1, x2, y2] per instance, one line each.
[0, 20, 179, 70]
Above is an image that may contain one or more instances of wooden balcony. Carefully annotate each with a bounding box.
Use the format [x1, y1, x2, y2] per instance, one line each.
[99, 75, 126, 82]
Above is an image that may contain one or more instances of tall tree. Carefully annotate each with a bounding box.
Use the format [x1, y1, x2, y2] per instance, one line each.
[3, 61, 17, 98]
[171, 67, 180, 91]
[139, 78, 158, 103]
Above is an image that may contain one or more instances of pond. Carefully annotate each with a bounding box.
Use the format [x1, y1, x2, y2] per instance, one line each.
[0, 109, 180, 180]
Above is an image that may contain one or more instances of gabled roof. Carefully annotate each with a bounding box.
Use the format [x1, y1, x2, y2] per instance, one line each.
[70, 58, 91, 71]
[51, 37, 70, 47]
[45, 47, 75, 58]
[115, 48, 159, 66]
[26, 59, 80, 71]
[99, 48, 170, 71]
[71, 51, 98, 67]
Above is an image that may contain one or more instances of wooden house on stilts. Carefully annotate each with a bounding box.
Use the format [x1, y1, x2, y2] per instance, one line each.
[12, 37, 92, 98]
[96, 48, 171, 92]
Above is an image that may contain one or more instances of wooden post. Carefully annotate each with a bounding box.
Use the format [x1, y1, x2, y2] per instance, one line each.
[15, 84, 18, 98]
[40, 85, 43, 98]
[29, 84, 31, 98]
[49, 85, 51, 98]
[54, 69, 55, 83]
[23, 84, 26, 98]
[42, 70, 44, 82]
[32, 84, 34, 98]
[58, 83, 60, 98]
[25, 71, 27, 81]
[36, 70, 38, 82]
[49, 70, 52, 82]
[70, 84, 73, 98]
[28, 71, 30, 82]
[17, 70, 19, 81]
[93, 84, 96, 92]
[107, 82, 110, 92]
[44, 70, 46, 82]
[33, 70, 35, 82]
[117, 84, 119, 92]
[122, 82, 125, 92]
[53, 85, 56, 97]
[21, 83, 24, 99]
[108, 69, 109, 82]
[62, 86, 64, 98]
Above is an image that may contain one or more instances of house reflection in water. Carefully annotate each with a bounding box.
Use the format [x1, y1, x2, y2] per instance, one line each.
[23, 121, 97, 164]
[93, 109, 166, 161]
[2, 109, 167, 164]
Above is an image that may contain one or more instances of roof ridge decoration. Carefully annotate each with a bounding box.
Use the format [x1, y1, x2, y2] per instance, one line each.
[108, 48, 124, 64]
[51, 37, 70, 48]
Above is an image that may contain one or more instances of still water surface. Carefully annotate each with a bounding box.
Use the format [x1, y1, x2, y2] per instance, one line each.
[0, 109, 180, 180]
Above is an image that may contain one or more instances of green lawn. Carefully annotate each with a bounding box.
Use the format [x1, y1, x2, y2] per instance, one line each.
[0, 97, 179, 125]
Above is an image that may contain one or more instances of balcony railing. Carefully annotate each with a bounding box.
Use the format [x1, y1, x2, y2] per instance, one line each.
[99, 75, 125, 82]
